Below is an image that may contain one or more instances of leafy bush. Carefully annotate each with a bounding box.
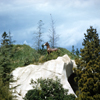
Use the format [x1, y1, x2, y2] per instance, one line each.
[24, 77, 76, 100]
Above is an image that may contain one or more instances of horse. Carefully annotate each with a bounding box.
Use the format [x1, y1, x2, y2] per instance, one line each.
[43, 42, 58, 54]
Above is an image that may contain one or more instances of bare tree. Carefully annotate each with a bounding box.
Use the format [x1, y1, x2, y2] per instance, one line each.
[33, 20, 44, 51]
[49, 14, 59, 48]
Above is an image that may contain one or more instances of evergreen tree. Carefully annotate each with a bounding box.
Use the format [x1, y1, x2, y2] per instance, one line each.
[74, 26, 100, 100]
[0, 32, 14, 83]
[72, 45, 75, 55]
[0, 31, 14, 100]
[1, 32, 9, 46]
[76, 48, 79, 57]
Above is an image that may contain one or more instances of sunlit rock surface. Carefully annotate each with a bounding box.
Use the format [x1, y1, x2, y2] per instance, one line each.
[10, 54, 77, 100]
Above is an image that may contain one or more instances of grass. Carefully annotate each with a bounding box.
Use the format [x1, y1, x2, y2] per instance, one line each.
[10, 44, 40, 69]
[9, 44, 78, 70]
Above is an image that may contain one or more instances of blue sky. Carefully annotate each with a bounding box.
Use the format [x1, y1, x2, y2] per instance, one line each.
[0, 0, 100, 51]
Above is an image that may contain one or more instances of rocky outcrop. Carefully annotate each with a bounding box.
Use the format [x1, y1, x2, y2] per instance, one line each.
[10, 54, 77, 100]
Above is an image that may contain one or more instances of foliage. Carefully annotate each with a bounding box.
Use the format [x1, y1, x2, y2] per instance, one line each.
[59, 47, 78, 60]
[24, 77, 76, 100]
[74, 26, 100, 100]
[72, 46, 80, 57]
[75, 48, 80, 57]
[38, 47, 47, 55]
[4, 44, 78, 69]
[72, 45, 75, 55]
[0, 31, 78, 100]
[0, 32, 14, 100]
[0, 77, 13, 100]
[38, 47, 78, 63]
[0, 32, 13, 83]
[42, 50, 61, 62]
[9, 44, 41, 68]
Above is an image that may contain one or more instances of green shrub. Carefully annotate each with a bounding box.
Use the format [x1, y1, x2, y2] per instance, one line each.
[39, 55, 45, 63]
[43, 50, 62, 61]
[24, 77, 76, 100]
[24, 57, 31, 66]
[0, 77, 13, 100]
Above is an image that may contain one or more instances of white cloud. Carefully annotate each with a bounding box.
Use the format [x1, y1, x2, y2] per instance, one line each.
[57, 17, 100, 47]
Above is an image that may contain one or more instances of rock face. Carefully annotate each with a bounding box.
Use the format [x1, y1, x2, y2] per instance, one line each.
[10, 54, 77, 100]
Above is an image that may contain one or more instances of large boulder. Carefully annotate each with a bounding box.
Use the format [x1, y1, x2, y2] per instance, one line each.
[10, 54, 77, 100]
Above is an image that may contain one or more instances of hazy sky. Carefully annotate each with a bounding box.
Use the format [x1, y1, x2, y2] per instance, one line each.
[0, 0, 100, 51]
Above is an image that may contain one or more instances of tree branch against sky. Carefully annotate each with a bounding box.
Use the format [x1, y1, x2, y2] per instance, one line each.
[49, 14, 59, 48]
[33, 20, 44, 51]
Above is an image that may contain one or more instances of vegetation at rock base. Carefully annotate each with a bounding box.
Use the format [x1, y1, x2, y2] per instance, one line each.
[0, 31, 78, 100]
[0, 77, 13, 100]
[2, 26, 100, 100]
[74, 26, 100, 100]
[24, 77, 76, 100]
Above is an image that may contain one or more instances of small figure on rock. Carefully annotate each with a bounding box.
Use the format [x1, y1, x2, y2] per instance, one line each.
[43, 42, 58, 54]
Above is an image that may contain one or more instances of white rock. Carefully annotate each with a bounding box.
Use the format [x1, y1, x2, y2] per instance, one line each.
[10, 54, 77, 100]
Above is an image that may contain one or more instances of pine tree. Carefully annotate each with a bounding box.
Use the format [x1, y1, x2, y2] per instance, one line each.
[1, 32, 9, 45]
[76, 48, 80, 57]
[74, 26, 100, 100]
[0, 32, 14, 100]
[72, 45, 75, 55]
[0, 32, 13, 83]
